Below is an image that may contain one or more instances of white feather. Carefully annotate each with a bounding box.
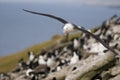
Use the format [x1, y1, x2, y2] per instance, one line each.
[73, 38, 80, 49]
[88, 43, 107, 55]
[38, 55, 46, 65]
[29, 52, 35, 61]
[63, 23, 74, 33]
[47, 56, 56, 68]
[69, 52, 79, 65]
[26, 69, 33, 77]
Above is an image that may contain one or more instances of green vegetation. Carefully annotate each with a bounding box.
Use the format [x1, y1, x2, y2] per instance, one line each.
[0, 40, 55, 72]
[0, 33, 82, 72]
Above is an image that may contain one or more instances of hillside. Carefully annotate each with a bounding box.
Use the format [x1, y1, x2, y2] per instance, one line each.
[0, 15, 120, 80]
[0, 33, 81, 72]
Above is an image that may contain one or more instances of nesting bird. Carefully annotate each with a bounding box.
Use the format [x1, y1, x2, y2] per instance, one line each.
[1, 13, 120, 80]
[46, 53, 58, 72]
[69, 51, 80, 65]
[72, 37, 80, 50]
[25, 69, 39, 80]
[38, 55, 47, 65]
[87, 42, 107, 55]
[28, 51, 35, 61]
[0, 72, 10, 80]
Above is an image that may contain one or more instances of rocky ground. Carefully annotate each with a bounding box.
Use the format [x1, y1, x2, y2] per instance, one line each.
[0, 15, 120, 80]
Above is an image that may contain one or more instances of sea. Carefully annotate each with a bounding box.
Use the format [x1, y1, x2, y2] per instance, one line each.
[0, 3, 120, 56]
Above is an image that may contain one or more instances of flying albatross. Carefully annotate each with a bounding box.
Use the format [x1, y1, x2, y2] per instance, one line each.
[23, 9, 118, 55]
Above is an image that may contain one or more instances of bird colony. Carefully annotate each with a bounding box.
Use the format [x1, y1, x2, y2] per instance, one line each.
[0, 11, 120, 80]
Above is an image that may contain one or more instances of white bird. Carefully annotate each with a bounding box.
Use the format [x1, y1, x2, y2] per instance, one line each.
[38, 55, 46, 65]
[28, 51, 35, 61]
[25, 69, 39, 80]
[56, 66, 62, 72]
[73, 38, 80, 49]
[69, 51, 79, 65]
[54, 50, 59, 57]
[0, 72, 10, 80]
[46, 55, 57, 71]
[26, 69, 33, 77]
[23, 9, 118, 55]
[88, 42, 107, 55]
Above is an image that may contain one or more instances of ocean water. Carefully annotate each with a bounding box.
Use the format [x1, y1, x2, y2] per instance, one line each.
[0, 3, 120, 56]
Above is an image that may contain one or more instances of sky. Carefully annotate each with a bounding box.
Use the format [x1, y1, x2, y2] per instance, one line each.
[0, 0, 120, 6]
[0, 0, 120, 57]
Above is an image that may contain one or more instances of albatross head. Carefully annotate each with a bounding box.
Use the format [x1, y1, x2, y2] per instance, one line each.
[63, 23, 75, 40]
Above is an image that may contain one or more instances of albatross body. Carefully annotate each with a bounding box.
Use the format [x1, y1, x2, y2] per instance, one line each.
[23, 9, 118, 55]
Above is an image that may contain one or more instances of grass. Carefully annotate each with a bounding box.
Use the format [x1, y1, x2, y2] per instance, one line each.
[0, 33, 82, 72]
[0, 26, 97, 73]
[0, 34, 62, 72]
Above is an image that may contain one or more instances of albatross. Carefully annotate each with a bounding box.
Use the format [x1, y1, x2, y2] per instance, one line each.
[23, 9, 118, 55]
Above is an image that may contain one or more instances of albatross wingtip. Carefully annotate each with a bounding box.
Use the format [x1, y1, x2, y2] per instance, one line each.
[22, 9, 29, 12]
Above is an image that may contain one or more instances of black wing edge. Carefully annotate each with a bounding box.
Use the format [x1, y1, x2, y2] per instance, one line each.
[75, 26, 118, 55]
[23, 9, 68, 24]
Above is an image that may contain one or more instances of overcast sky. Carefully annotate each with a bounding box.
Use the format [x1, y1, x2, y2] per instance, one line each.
[0, 0, 120, 6]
